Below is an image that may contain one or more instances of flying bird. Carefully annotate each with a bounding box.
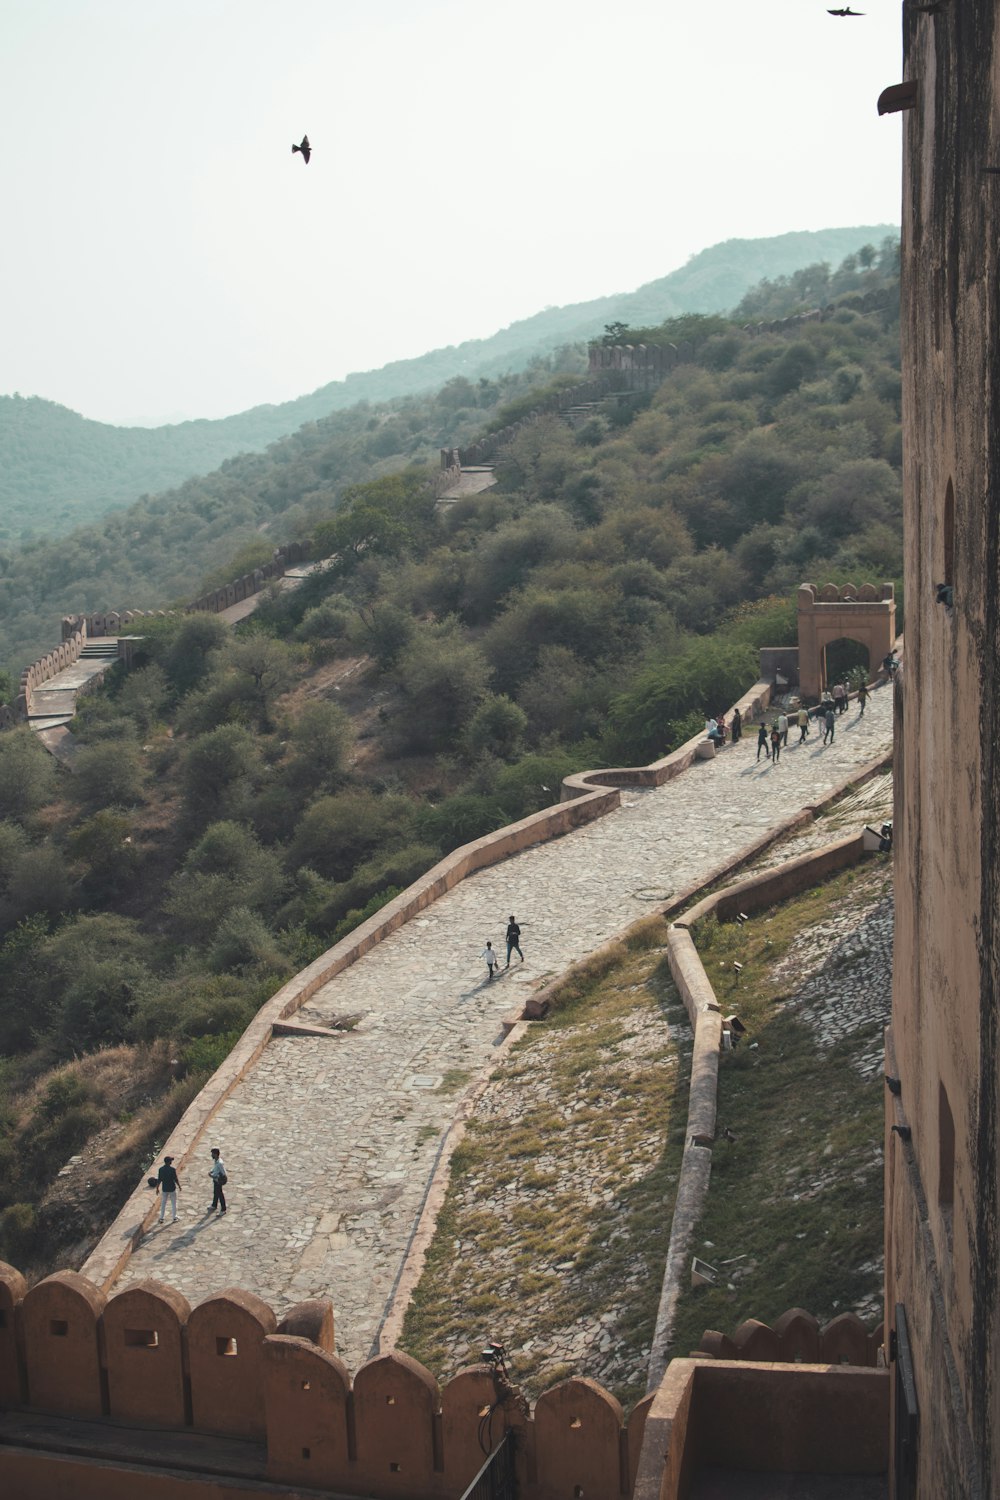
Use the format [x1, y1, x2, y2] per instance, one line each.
[827, 6, 864, 13]
[292, 135, 311, 164]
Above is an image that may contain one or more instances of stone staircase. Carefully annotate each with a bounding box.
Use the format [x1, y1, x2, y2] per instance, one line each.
[26, 638, 120, 731]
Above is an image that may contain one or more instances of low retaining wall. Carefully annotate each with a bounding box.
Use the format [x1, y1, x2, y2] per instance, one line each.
[644, 748, 892, 1391]
[561, 679, 773, 798]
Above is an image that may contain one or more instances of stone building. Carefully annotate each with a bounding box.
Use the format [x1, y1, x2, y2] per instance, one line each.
[885, 4, 1000, 1498]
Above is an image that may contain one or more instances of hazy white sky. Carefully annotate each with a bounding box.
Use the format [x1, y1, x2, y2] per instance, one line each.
[0, 0, 902, 427]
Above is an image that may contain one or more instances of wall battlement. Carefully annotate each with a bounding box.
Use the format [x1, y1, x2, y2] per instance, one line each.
[0, 1261, 650, 1499]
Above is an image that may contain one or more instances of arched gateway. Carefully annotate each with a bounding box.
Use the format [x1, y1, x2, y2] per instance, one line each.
[797, 581, 896, 699]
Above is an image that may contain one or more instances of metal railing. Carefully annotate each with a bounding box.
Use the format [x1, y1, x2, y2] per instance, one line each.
[459, 1430, 517, 1500]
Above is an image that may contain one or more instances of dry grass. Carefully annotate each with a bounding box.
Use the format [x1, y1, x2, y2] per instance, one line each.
[398, 919, 689, 1410]
[667, 860, 889, 1356]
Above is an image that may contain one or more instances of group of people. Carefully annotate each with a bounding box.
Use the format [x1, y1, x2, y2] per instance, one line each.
[481, 915, 524, 979]
[706, 708, 743, 747]
[152, 1146, 228, 1223]
[748, 679, 871, 761]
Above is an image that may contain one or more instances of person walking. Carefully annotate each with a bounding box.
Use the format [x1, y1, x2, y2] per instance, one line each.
[731, 707, 742, 744]
[833, 680, 846, 715]
[858, 681, 869, 716]
[823, 706, 836, 745]
[770, 723, 782, 764]
[839, 680, 850, 713]
[778, 711, 788, 747]
[156, 1155, 181, 1224]
[756, 723, 770, 762]
[481, 941, 500, 979]
[797, 706, 810, 742]
[505, 916, 524, 968]
[208, 1147, 227, 1215]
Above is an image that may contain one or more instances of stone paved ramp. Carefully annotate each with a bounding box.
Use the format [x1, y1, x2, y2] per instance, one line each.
[115, 689, 893, 1368]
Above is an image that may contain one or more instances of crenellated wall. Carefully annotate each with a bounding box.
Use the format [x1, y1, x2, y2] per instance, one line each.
[587, 291, 890, 389]
[0, 1261, 652, 1500]
[454, 375, 627, 467]
[16, 625, 90, 719]
[62, 540, 315, 642]
[694, 1307, 883, 1366]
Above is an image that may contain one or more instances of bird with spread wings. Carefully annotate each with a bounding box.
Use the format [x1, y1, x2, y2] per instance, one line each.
[292, 135, 311, 164]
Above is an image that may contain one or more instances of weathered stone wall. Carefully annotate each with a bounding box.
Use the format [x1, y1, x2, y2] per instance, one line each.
[889, 5, 1000, 1498]
[0, 1261, 650, 1500]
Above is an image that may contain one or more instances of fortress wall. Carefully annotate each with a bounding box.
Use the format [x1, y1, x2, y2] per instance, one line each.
[695, 1308, 882, 1367]
[632, 1359, 887, 1500]
[587, 293, 889, 384]
[455, 375, 627, 467]
[0, 1263, 646, 1500]
[17, 626, 87, 717]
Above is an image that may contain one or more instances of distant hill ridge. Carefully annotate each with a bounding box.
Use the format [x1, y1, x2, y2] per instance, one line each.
[0, 225, 894, 541]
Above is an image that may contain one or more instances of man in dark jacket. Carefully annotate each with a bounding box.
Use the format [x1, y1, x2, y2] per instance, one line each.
[505, 916, 524, 968]
[156, 1155, 181, 1224]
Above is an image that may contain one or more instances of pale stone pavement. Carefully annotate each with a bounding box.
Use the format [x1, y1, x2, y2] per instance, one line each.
[115, 688, 893, 1369]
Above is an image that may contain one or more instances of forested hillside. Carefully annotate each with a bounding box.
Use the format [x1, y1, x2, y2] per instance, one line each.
[0, 225, 893, 543]
[0, 241, 903, 1275]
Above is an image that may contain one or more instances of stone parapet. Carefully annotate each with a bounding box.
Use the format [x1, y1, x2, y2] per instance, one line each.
[632, 1358, 888, 1500]
[0, 1261, 650, 1500]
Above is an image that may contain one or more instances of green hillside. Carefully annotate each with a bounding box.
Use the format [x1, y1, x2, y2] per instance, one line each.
[0, 242, 903, 1275]
[0, 225, 895, 542]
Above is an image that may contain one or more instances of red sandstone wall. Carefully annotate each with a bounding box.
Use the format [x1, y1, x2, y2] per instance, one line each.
[0, 1262, 647, 1500]
[891, 5, 999, 1498]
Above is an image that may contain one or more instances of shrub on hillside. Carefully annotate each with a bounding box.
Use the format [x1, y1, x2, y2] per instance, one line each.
[0, 728, 58, 824]
[289, 789, 417, 883]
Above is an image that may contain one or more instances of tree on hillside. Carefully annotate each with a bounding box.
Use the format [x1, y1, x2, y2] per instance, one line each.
[179, 724, 261, 823]
[314, 471, 437, 568]
[394, 622, 490, 753]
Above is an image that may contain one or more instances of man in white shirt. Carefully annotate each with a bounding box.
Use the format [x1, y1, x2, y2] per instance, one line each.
[208, 1147, 227, 1215]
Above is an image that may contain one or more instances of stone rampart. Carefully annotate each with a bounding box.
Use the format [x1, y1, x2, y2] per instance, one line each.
[694, 1307, 883, 1367]
[632, 1358, 888, 1500]
[16, 625, 88, 718]
[61, 541, 315, 643]
[455, 375, 626, 467]
[587, 292, 890, 389]
[0, 1261, 651, 1500]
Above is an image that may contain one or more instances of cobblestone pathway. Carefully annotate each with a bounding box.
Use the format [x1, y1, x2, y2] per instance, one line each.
[115, 687, 893, 1368]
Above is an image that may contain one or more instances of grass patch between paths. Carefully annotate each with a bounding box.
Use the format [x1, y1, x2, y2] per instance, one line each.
[398, 919, 688, 1410]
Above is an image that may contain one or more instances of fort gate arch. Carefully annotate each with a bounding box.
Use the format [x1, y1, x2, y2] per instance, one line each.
[797, 582, 896, 699]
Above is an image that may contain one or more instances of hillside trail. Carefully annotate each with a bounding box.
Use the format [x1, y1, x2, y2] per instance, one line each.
[111, 687, 893, 1370]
